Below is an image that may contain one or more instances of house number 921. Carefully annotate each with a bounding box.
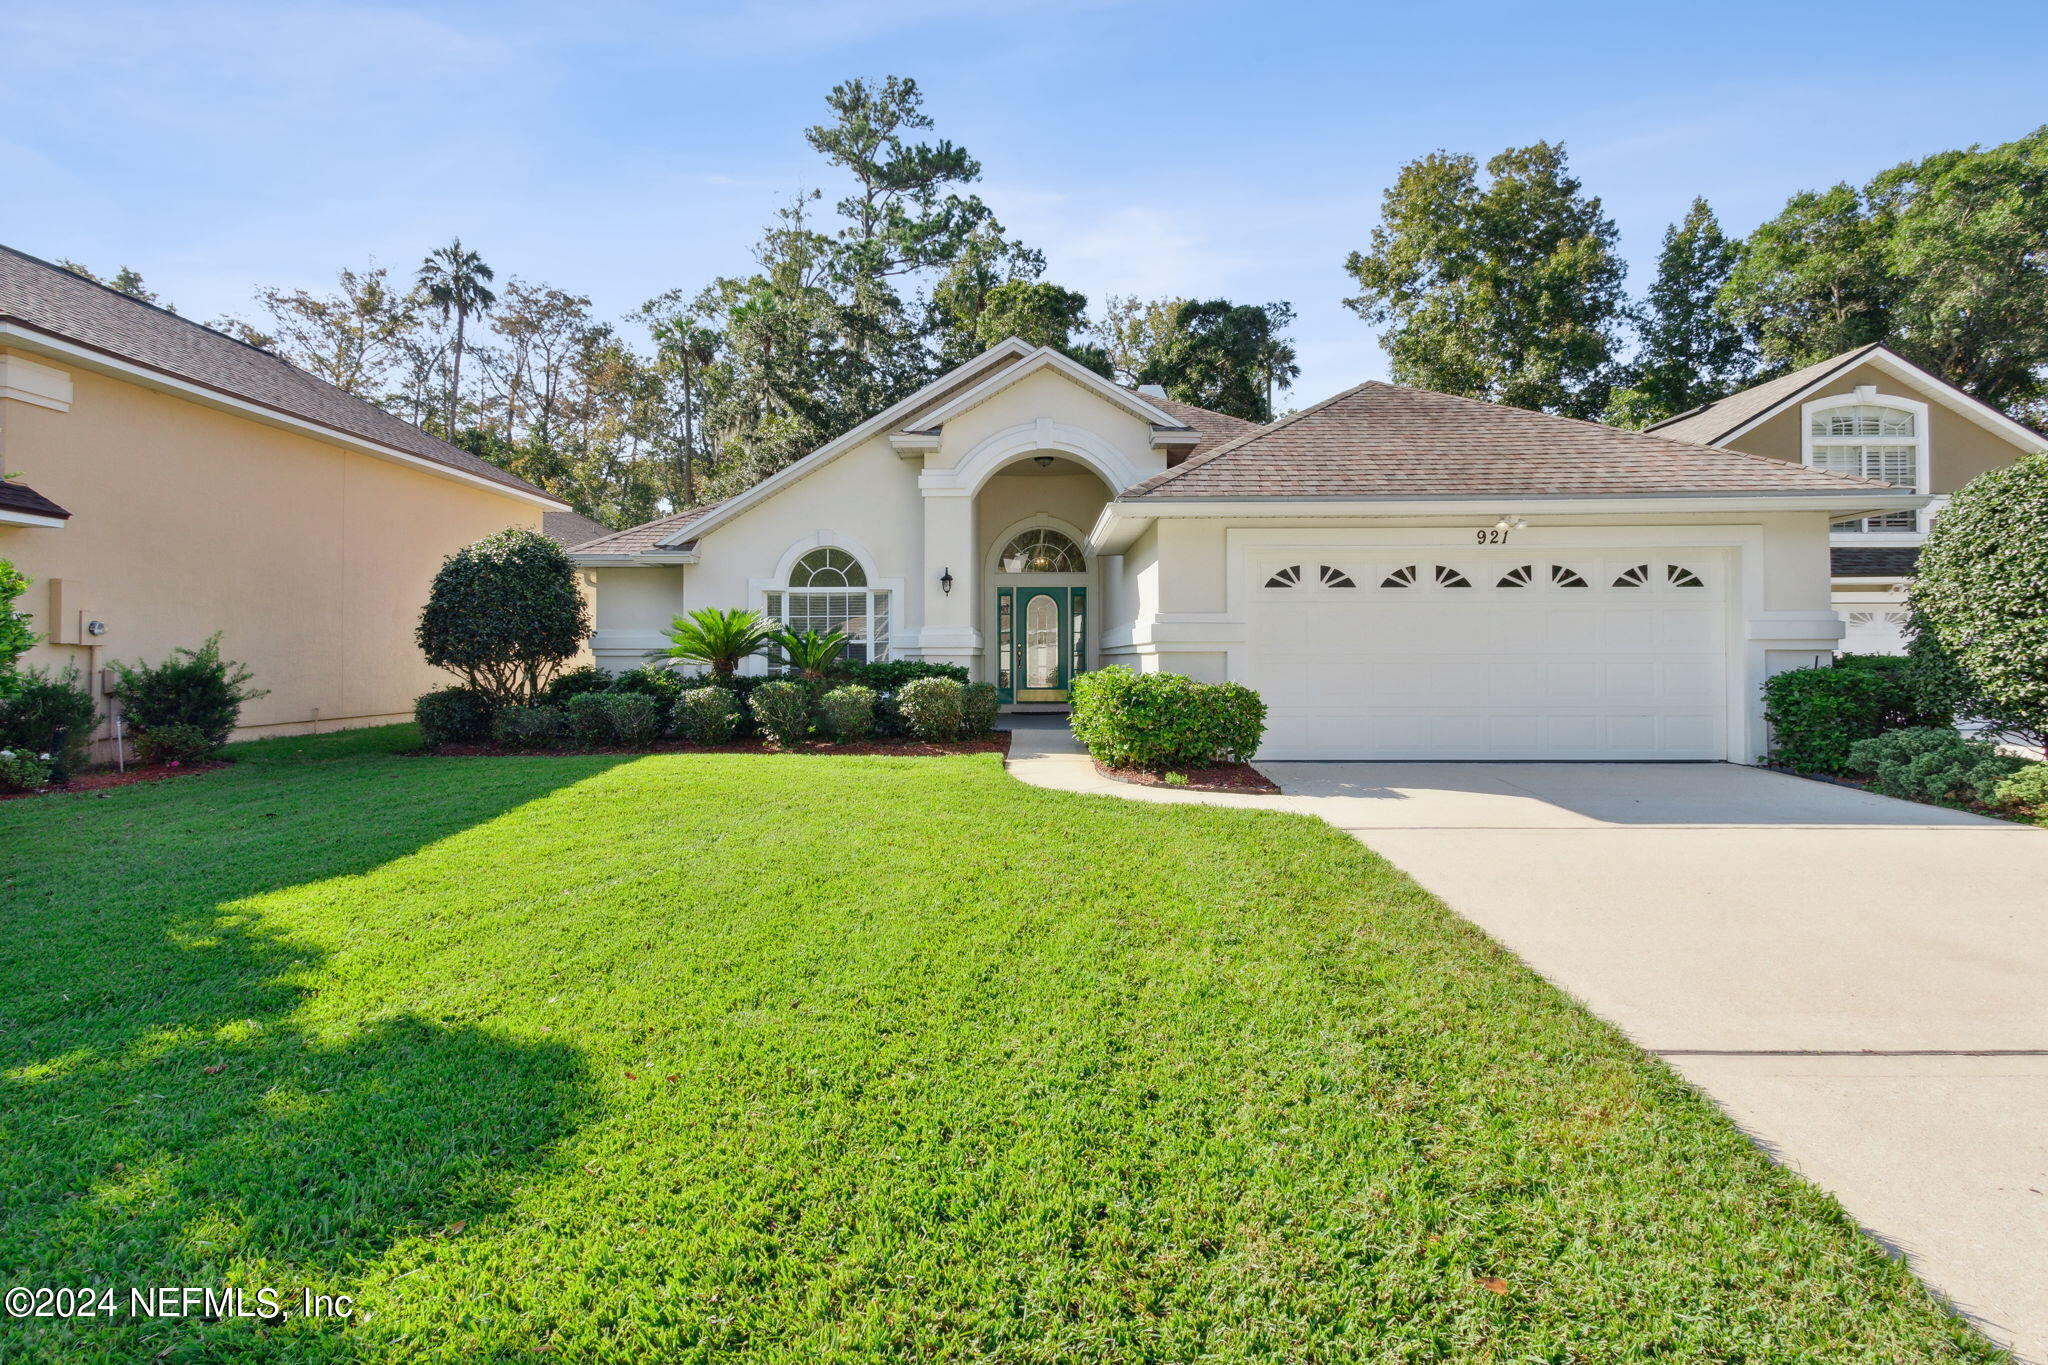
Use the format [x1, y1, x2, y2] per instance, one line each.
[1475, 528, 1512, 544]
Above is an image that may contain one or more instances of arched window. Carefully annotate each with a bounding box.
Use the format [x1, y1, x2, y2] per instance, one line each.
[766, 547, 888, 663]
[1804, 392, 1923, 532]
[999, 528, 1084, 574]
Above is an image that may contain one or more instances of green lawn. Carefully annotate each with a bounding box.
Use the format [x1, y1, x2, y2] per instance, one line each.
[0, 727, 1999, 1363]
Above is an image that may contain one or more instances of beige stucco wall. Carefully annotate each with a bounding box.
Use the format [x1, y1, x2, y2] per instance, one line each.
[0, 355, 547, 746]
[1726, 362, 2035, 494]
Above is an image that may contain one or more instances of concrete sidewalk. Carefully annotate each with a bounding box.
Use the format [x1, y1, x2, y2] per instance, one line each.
[1004, 716, 2048, 1361]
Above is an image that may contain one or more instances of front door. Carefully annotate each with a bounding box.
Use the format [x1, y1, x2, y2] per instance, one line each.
[997, 585, 1086, 702]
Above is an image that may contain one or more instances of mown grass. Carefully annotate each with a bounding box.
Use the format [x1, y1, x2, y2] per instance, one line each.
[0, 726, 2001, 1362]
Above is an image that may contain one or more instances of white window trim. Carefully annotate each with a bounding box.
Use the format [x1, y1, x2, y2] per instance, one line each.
[1802, 387, 1930, 541]
[747, 533, 904, 671]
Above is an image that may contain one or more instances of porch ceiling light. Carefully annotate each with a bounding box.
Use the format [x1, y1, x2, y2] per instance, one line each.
[940, 567, 954, 595]
[1033, 455, 1054, 468]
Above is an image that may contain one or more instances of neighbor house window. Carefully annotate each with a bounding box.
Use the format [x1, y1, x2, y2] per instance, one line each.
[1805, 397, 1922, 532]
[765, 547, 889, 663]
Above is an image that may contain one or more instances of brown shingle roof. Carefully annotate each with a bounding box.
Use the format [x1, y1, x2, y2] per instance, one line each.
[1126, 380, 1894, 500]
[541, 507, 611, 548]
[0, 244, 558, 503]
[0, 479, 71, 520]
[570, 499, 729, 555]
[1140, 393, 1264, 458]
[1644, 346, 1883, 446]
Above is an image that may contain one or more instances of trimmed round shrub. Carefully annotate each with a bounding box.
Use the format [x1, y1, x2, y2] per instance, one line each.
[134, 723, 218, 766]
[565, 691, 622, 746]
[819, 685, 877, 743]
[417, 526, 590, 707]
[1762, 654, 1950, 774]
[961, 682, 1000, 739]
[672, 685, 741, 745]
[1068, 666, 1267, 768]
[1844, 726, 2028, 805]
[1992, 762, 2048, 812]
[0, 665, 97, 781]
[492, 704, 568, 749]
[748, 681, 812, 749]
[603, 693, 663, 747]
[414, 686, 497, 746]
[544, 666, 611, 707]
[0, 748, 54, 791]
[111, 633, 267, 749]
[610, 665, 687, 727]
[896, 677, 965, 742]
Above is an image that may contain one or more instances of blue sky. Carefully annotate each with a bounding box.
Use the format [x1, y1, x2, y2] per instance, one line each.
[5, 0, 2045, 404]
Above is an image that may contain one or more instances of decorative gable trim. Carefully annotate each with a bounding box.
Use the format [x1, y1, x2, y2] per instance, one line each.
[1716, 345, 2048, 453]
[903, 345, 1181, 434]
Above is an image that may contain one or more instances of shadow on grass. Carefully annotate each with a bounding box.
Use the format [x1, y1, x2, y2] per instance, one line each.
[0, 732, 624, 1362]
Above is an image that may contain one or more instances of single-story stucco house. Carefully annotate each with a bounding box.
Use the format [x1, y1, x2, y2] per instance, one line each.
[1645, 343, 2048, 656]
[0, 244, 568, 749]
[572, 339, 1925, 762]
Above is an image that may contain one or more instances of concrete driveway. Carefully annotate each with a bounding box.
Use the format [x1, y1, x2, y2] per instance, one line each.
[1260, 760, 2048, 1362]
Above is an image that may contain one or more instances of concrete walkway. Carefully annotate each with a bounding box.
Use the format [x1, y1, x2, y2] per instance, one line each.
[1003, 716, 2048, 1361]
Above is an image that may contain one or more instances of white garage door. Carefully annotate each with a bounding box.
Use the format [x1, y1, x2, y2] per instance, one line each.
[1247, 550, 1731, 760]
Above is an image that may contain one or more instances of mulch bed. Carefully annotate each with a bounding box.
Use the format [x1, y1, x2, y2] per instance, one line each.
[0, 760, 230, 801]
[418, 733, 1013, 759]
[1093, 759, 1282, 794]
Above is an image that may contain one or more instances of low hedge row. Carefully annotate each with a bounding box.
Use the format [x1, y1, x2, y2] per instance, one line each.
[1762, 654, 1951, 774]
[1068, 666, 1266, 769]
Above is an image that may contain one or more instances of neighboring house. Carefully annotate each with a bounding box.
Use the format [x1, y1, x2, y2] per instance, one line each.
[0, 245, 566, 748]
[574, 339, 1911, 761]
[1648, 344, 2048, 655]
[542, 507, 611, 548]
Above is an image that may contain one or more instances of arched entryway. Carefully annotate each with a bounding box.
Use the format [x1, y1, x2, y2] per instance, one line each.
[974, 456, 1112, 703]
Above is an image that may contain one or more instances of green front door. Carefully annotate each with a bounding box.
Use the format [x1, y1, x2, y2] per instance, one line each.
[997, 585, 1087, 703]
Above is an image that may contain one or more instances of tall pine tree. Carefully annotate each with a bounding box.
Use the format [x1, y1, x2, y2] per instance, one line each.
[1606, 198, 1753, 426]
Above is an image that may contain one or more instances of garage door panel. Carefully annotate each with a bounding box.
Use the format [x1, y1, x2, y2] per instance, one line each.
[1249, 549, 1731, 760]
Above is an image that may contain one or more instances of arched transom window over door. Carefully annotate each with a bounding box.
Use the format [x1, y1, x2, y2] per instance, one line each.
[999, 528, 1084, 574]
[766, 547, 889, 663]
[1805, 399, 1922, 532]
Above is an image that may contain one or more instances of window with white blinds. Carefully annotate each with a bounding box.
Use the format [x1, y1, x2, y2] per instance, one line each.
[1806, 402, 1921, 532]
[763, 589, 889, 663]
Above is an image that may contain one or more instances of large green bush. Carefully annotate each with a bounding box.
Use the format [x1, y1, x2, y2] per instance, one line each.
[748, 681, 812, 749]
[492, 704, 569, 749]
[961, 682, 1000, 739]
[1068, 666, 1267, 769]
[0, 557, 35, 701]
[134, 723, 218, 766]
[896, 677, 966, 742]
[414, 686, 498, 746]
[543, 666, 612, 706]
[609, 665, 687, 727]
[819, 684, 877, 743]
[417, 526, 590, 706]
[1844, 727, 2027, 805]
[672, 686, 741, 745]
[1761, 654, 1949, 773]
[110, 634, 267, 755]
[564, 692, 662, 747]
[1909, 451, 2048, 751]
[0, 665, 96, 780]
[1992, 762, 2048, 812]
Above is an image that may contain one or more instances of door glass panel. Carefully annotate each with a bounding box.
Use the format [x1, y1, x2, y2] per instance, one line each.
[996, 591, 1013, 691]
[1070, 588, 1086, 675]
[1024, 593, 1060, 688]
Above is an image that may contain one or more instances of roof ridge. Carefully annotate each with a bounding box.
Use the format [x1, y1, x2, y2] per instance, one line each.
[1130, 379, 1381, 496]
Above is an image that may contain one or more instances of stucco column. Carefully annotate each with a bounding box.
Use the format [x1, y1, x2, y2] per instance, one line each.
[911, 486, 981, 670]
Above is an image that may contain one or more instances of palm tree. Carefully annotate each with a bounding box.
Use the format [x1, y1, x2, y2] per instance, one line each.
[767, 628, 848, 682]
[656, 608, 773, 678]
[416, 238, 497, 433]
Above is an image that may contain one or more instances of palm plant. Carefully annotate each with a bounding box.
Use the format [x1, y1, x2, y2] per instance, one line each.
[656, 608, 773, 678]
[416, 238, 497, 433]
[768, 628, 848, 682]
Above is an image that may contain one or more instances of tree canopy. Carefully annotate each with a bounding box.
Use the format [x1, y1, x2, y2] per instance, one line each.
[1604, 198, 1753, 427]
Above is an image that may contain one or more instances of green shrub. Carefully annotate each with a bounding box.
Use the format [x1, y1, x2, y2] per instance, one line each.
[672, 685, 741, 745]
[610, 665, 687, 726]
[678, 672, 784, 737]
[0, 557, 36, 701]
[565, 692, 621, 745]
[0, 666, 96, 780]
[748, 681, 812, 749]
[961, 682, 1000, 739]
[0, 747, 53, 791]
[1844, 727, 2028, 805]
[896, 677, 966, 742]
[1762, 654, 1949, 773]
[544, 666, 611, 706]
[1992, 762, 2048, 812]
[829, 659, 969, 691]
[656, 607, 773, 678]
[492, 704, 568, 749]
[818, 685, 877, 743]
[417, 526, 590, 706]
[603, 693, 663, 747]
[1068, 666, 1267, 769]
[414, 686, 497, 746]
[134, 723, 218, 766]
[111, 634, 267, 750]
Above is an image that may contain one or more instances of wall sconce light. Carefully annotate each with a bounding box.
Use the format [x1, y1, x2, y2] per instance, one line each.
[1493, 515, 1528, 531]
[939, 567, 954, 595]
